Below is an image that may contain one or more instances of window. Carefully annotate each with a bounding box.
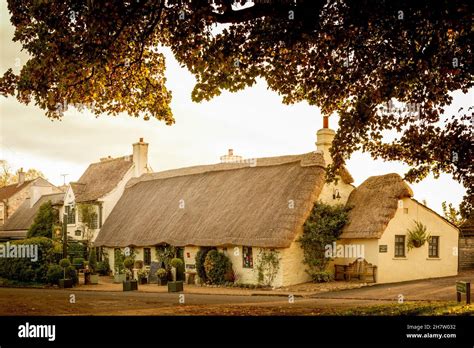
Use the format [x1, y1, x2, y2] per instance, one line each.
[428, 236, 439, 258]
[75, 230, 82, 237]
[66, 205, 76, 224]
[144, 248, 151, 266]
[403, 208, 409, 214]
[394, 235, 405, 257]
[242, 246, 253, 268]
[90, 213, 98, 229]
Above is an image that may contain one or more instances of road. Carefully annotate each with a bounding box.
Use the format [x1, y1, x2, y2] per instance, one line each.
[0, 271, 471, 315]
[0, 287, 389, 315]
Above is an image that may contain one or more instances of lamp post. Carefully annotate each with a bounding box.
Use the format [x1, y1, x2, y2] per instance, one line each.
[62, 213, 67, 259]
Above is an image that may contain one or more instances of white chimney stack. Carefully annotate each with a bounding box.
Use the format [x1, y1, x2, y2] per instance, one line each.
[220, 148, 243, 163]
[18, 168, 25, 186]
[316, 116, 335, 165]
[132, 138, 149, 177]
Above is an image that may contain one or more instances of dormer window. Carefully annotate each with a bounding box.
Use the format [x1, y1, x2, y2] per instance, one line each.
[66, 205, 76, 224]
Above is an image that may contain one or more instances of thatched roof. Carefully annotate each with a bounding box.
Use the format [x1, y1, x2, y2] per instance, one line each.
[95, 152, 332, 248]
[340, 173, 413, 239]
[71, 156, 133, 202]
[0, 180, 33, 201]
[0, 193, 64, 235]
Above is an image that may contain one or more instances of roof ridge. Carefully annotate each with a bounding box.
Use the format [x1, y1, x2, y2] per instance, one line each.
[89, 155, 133, 166]
[0, 179, 34, 189]
[126, 152, 324, 189]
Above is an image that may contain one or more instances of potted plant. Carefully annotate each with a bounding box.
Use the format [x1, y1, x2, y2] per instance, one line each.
[122, 257, 138, 291]
[88, 249, 99, 284]
[114, 267, 127, 283]
[407, 220, 430, 250]
[59, 258, 73, 288]
[137, 269, 149, 284]
[72, 257, 85, 270]
[156, 268, 168, 286]
[168, 258, 184, 292]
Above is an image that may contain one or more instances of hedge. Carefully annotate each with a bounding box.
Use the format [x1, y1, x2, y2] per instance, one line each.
[203, 250, 233, 285]
[0, 237, 58, 283]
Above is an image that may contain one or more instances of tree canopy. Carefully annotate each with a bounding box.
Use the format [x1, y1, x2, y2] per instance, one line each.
[0, 160, 45, 187]
[1, 0, 472, 213]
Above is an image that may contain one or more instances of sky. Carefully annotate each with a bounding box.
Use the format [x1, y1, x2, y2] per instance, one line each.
[0, 1, 471, 214]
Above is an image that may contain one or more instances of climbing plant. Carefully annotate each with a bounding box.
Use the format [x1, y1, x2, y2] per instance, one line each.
[255, 249, 281, 287]
[298, 201, 351, 282]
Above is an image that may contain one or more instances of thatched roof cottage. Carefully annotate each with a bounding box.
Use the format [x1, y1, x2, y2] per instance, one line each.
[95, 125, 355, 287]
[61, 138, 152, 244]
[94, 124, 459, 287]
[336, 174, 459, 283]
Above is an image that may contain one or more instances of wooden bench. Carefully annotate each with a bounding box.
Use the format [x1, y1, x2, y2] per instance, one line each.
[334, 259, 377, 283]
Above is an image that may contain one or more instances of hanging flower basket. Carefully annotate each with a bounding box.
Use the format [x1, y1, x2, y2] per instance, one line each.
[407, 220, 430, 251]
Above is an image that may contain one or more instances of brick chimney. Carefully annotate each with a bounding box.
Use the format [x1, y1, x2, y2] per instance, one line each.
[316, 116, 335, 164]
[132, 138, 149, 177]
[18, 168, 25, 185]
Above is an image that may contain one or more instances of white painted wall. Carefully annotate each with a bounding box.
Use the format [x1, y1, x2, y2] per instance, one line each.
[376, 198, 458, 283]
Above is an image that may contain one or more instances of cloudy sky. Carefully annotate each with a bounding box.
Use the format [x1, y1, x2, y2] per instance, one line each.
[0, 1, 471, 214]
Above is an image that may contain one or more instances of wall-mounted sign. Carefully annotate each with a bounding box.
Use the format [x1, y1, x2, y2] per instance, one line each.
[379, 245, 388, 253]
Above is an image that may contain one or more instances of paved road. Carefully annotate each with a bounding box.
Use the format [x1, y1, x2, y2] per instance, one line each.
[0, 287, 388, 315]
[0, 271, 471, 315]
[312, 271, 474, 302]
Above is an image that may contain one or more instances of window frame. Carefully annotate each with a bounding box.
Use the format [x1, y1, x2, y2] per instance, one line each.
[143, 248, 151, 266]
[242, 246, 254, 268]
[66, 205, 76, 225]
[394, 235, 406, 258]
[428, 236, 439, 258]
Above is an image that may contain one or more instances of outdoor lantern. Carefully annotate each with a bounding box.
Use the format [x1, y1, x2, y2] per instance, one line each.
[54, 226, 62, 239]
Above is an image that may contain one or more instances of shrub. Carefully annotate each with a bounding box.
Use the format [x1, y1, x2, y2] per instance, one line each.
[66, 265, 78, 284]
[59, 258, 70, 278]
[195, 247, 213, 282]
[59, 258, 71, 269]
[170, 258, 183, 269]
[46, 264, 63, 285]
[96, 260, 110, 276]
[204, 250, 233, 285]
[72, 257, 85, 269]
[0, 237, 56, 283]
[224, 267, 235, 283]
[68, 242, 86, 259]
[123, 257, 134, 270]
[309, 270, 333, 283]
[156, 268, 167, 279]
